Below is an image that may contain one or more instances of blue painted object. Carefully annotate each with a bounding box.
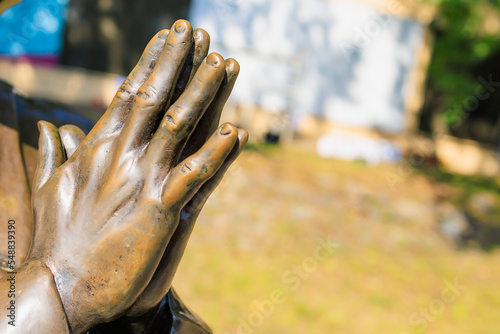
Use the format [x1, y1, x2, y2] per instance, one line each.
[0, 0, 69, 59]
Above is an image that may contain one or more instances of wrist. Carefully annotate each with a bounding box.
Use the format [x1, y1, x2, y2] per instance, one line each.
[0, 259, 70, 333]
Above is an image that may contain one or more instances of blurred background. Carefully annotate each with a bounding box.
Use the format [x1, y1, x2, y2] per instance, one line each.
[2, 0, 500, 333]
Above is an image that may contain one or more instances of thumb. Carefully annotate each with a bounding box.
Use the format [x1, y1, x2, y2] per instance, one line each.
[59, 124, 86, 158]
[32, 121, 65, 193]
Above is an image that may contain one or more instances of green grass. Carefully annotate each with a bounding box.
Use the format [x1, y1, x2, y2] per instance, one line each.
[172, 147, 500, 333]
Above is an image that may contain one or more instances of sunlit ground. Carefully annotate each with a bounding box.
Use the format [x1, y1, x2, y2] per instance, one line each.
[173, 146, 500, 334]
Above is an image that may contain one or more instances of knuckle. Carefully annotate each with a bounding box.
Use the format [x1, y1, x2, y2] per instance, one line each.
[115, 78, 135, 101]
[165, 42, 175, 52]
[115, 80, 137, 103]
[180, 161, 193, 175]
[180, 158, 202, 175]
[164, 114, 178, 131]
[145, 51, 159, 69]
[136, 84, 159, 107]
[146, 50, 156, 61]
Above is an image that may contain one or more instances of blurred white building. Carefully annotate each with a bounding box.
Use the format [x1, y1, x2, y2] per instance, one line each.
[189, 0, 426, 136]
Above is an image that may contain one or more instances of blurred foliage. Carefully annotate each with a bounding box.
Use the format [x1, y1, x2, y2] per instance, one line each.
[419, 166, 500, 197]
[418, 165, 500, 232]
[425, 0, 500, 126]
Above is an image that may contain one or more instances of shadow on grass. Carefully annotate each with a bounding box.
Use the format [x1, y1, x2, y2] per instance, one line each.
[418, 166, 500, 251]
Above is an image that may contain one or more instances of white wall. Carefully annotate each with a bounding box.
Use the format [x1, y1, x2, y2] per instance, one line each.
[189, 0, 424, 134]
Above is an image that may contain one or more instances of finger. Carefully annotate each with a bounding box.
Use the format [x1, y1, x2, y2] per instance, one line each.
[185, 128, 248, 213]
[59, 125, 86, 158]
[32, 121, 65, 193]
[162, 123, 238, 206]
[171, 28, 210, 103]
[189, 29, 211, 83]
[146, 53, 226, 172]
[179, 58, 240, 162]
[87, 29, 169, 139]
[115, 20, 193, 156]
[127, 128, 246, 317]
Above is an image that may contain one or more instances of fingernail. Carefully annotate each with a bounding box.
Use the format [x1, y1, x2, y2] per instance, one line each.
[174, 21, 186, 33]
[194, 28, 208, 43]
[206, 53, 220, 67]
[158, 29, 169, 40]
[226, 59, 240, 77]
[193, 29, 202, 41]
[220, 124, 233, 136]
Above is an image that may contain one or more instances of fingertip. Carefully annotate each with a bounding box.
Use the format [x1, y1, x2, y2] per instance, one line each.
[237, 128, 249, 147]
[216, 123, 239, 152]
[225, 58, 240, 78]
[59, 125, 85, 157]
[38, 121, 59, 143]
[192, 28, 210, 69]
[219, 123, 237, 137]
[193, 28, 210, 44]
[37, 120, 49, 132]
[173, 19, 192, 34]
[206, 53, 225, 68]
[33, 120, 64, 191]
[157, 29, 169, 40]
[59, 124, 85, 135]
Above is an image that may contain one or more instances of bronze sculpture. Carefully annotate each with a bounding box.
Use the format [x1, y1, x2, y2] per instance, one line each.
[0, 0, 21, 14]
[0, 17, 247, 333]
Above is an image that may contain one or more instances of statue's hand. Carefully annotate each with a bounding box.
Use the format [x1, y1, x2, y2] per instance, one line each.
[28, 20, 245, 333]
[126, 31, 246, 319]
[58, 25, 247, 322]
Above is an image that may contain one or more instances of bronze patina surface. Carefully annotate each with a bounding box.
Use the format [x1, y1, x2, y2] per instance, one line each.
[0, 20, 246, 333]
[0, 0, 22, 14]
